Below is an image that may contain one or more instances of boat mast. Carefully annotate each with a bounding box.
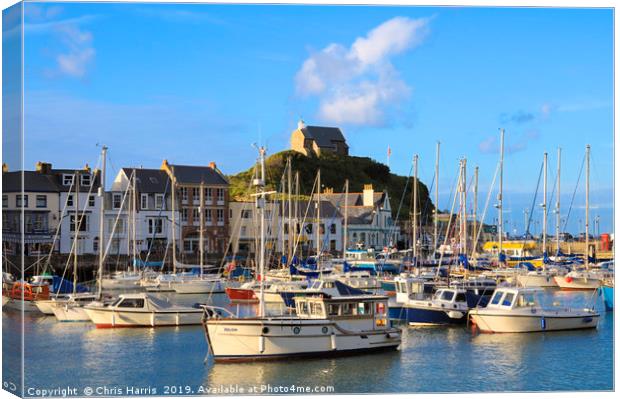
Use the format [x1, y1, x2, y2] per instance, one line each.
[462, 158, 467, 260]
[132, 172, 137, 273]
[287, 157, 292, 265]
[412, 155, 418, 268]
[171, 167, 177, 274]
[294, 171, 299, 260]
[343, 179, 349, 256]
[434, 142, 440, 254]
[257, 146, 267, 317]
[498, 128, 505, 262]
[472, 165, 478, 257]
[555, 147, 562, 256]
[585, 144, 590, 270]
[199, 181, 204, 279]
[316, 169, 321, 257]
[542, 152, 548, 263]
[73, 171, 79, 295]
[97, 146, 107, 299]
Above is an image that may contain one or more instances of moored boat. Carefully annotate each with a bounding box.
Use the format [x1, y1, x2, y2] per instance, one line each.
[83, 293, 202, 328]
[469, 287, 599, 333]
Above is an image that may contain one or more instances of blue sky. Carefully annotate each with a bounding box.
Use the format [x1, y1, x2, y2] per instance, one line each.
[3, 2, 614, 234]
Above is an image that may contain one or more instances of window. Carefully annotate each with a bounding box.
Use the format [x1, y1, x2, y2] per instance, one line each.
[62, 174, 74, 186]
[330, 240, 336, 251]
[141, 194, 148, 210]
[192, 188, 200, 202]
[193, 208, 199, 221]
[328, 304, 340, 316]
[455, 293, 467, 303]
[80, 174, 91, 187]
[310, 302, 323, 316]
[88, 195, 95, 207]
[440, 291, 455, 302]
[206, 209, 212, 223]
[330, 224, 336, 234]
[217, 209, 224, 223]
[502, 293, 515, 307]
[107, 219, 125, 234]
[241, 209, 252, 219]
[148, 218, 163, 235]
[36, 195, 47, 208]
[181, 208, 188, 222]
[180, 188, 188, 202]
[67, 195, 74, 207]
[217, 188, 224, 202]
[298, 301, 309, 316]
[113, 194, 122, 209]
[155, 194, 164, 210]
[2, 195, 7, 208]
[93, 237, 99, 252]
[16, 195, 28, 208]
[491, 292, 503, 305]
[118, 298, 144, 308]
[70, 214, 88, 232]
[240, 226, 247, 236]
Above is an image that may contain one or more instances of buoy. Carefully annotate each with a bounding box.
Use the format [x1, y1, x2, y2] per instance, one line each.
[565, 276, 573, 283]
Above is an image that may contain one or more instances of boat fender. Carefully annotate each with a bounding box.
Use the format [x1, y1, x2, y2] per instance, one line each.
[330, 333, 337, 350]
[447, 311, 464, 319]
[541, 317, 546, 330]
[259, 335, 265, 353]
[565, 276, 573, 283]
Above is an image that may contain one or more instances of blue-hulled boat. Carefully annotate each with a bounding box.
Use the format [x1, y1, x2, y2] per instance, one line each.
[599, 282, 614, 311]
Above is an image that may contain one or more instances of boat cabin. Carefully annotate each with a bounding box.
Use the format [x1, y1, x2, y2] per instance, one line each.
[106, 293, 187, 311]
[394, 275, 433, 303]
[294, 295, 391, 330]
[485, 288, 541, 310]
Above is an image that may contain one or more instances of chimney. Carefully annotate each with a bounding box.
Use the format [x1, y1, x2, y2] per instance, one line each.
[363, 184, 374, 207]
[297, 119, 306, 130]
[209, 162, 217, 170]
[2, 163, 8, 173]
[35, 162, 52, 174]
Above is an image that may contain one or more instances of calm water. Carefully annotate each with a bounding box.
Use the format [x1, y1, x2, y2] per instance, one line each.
[2, 290, 614, 396]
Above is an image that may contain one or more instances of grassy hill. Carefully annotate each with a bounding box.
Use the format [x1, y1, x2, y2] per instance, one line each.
[228, 150, 435, 223]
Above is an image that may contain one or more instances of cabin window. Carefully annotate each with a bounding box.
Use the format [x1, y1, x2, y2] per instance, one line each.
[341, 303, 353, 315]
[310, 302, 323, 316]
[298, 301, 309, 315]
[324, 282, 334, 289]
[118, 298, 144, 308]
[491, 292, 503, 305]
[455, 293, 467, 302]
[328, 304, 339, 316]
[440, 291, 455, 301]
[502, 293, 515, 307]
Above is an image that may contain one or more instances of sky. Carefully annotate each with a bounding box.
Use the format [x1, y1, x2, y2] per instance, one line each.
[2, 2, 614, 235]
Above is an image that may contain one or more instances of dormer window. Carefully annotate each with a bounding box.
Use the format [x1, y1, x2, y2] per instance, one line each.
[63, 174, 74, 186]
[81, 174, 92, 187]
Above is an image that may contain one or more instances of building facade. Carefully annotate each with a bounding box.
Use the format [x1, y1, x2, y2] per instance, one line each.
[290, 120, 349, 157]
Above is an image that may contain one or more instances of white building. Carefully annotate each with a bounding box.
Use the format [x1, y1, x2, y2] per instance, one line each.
[105, 168, 177, 257]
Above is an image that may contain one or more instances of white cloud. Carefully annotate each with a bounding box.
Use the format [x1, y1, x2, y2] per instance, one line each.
[53, 24, 95, 78]
[295, 16, 430, 126]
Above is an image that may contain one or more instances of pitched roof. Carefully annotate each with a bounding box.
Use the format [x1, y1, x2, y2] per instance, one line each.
[170, 164, 228, 185]
[300, 126, 347, 148]
[312, 192, 385, 209]
[51, 169, 101, 192]
[121, 168, 171, 194]
[2, 171, 61, 193]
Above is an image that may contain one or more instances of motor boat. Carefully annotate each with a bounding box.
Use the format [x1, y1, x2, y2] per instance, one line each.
[469, 287, 600, 333]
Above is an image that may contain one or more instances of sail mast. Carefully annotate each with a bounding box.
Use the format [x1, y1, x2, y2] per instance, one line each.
[73, 172, 79, 295]
[97, 146, 107, 299]
[316, 169, 321, 257]
[472, 165, 479, 257]
[434, 142, 440, 254]
[498, 128, 505, 261]
[462, 158, 467, 259]
[343, 179, 349, 256]
[287, 157, 292, 265]
[257, 146, 267, 317]
[542, 152, 548, 263]
[132, 172, 137, 273]
[555, 147, 562, 256]
[171, 167, 177, 274]
[585, 144, 590, 269]
[199, 181, 204, 278]
[412, 155, 418, 268]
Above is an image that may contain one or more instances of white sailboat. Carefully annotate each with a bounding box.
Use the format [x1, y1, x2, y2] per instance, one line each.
[201, 146, 401, 362]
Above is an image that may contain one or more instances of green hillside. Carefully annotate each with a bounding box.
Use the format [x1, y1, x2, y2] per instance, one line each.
[228, 150, 435, 223]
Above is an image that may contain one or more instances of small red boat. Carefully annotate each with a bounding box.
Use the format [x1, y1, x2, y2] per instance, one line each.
[225, 281, 258, 303]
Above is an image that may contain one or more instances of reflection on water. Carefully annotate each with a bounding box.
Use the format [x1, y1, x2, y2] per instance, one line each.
[2, 289, 613, 395]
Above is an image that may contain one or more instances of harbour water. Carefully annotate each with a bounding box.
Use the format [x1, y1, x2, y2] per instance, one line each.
[2, 290, 613, 395]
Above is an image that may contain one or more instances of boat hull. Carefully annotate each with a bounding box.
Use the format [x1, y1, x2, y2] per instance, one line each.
[470, 313, 599, 333]
[204, 319, 401, 362]
[599, 286, 614, 311]
[53, 304, 91, 322]
[101, 278, 140, 289]
[35, 300, 58, 315]
[84, 307, 203, 327]
[389, 305, 466, 325]
[3, 299, 40, 312]
[171, 279, 225, 294]
[517, 273, 558, 288]
[226, 287, 258, 303]
[554, 276, 601, 290]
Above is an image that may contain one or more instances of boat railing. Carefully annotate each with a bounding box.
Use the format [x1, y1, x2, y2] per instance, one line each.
[200, 305, 236, 320]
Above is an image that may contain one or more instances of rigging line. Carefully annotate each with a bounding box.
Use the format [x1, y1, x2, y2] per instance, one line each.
[472, 161, 501, 258]
[563, 153, 586, 233]
[436, 163, 463, 278]
[519, 160, 544, 258]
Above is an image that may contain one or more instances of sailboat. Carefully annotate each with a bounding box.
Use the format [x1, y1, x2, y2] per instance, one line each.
[201, 146, 401, 362]
[554, 145, 608, 290]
